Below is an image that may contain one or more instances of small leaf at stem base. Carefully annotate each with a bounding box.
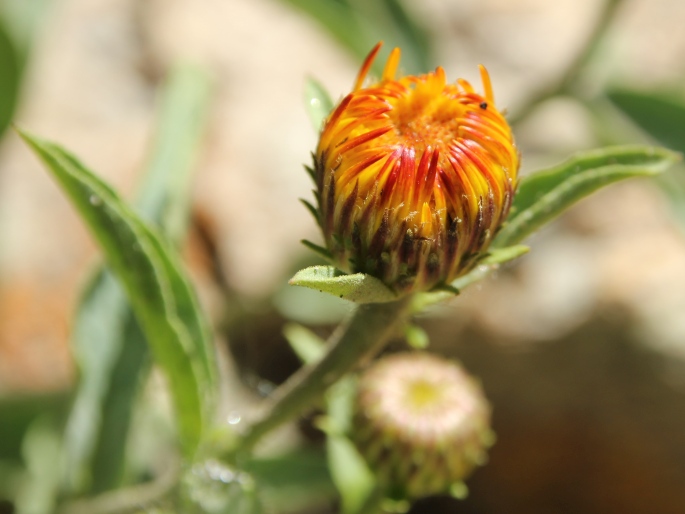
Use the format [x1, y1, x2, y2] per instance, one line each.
[289, 265, 397, 304]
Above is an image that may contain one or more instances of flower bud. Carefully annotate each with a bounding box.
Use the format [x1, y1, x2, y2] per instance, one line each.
[351, 352, 494, 499]
[313, 43, 519, 294]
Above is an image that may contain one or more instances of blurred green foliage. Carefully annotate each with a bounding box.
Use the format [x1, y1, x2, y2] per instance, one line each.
[606, 90, 685, 226]
[0, 0, 53, 137]
[607, 90, 685, 153]
[276, 0, 432, 74]
[0, 22, 19, 137]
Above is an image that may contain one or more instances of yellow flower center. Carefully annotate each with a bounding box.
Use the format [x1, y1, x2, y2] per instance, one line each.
[405, 378, 443, 411]
[389, 77, 466, 152]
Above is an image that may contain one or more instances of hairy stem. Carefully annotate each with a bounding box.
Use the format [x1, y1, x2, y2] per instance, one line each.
[232, 297, 412, 455]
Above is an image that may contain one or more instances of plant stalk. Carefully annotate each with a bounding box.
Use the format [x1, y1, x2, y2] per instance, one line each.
[232, 297, 412, 455]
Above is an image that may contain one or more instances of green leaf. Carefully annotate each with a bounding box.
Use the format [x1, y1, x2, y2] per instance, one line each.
[244, 450, 336, 513]
[279, 0, 367, 61]
[15, 417, 62, 514]
[300, 239, 332, 261]
[63, 272, 149, 493]
[283, 323, 326, 364]
[273, 281, 350, 325]
[20, 130, 216, 457]
[607, 90, 685, 153]
[88, 316, 148, 493]
[299, 198, 320, 225]
[304, 77, 334, 131]
[0, 393, 68, 462]
[289, 265, 397, 303]
[62, 63, 212, 493]
[0, 460, 25, 505]
[136, 62, 212, 241]
[0, 0, 53, 66]
[327, 435, 376, 514]
[325, 377, 375, 514]
[478, 245, 530, 266]
[277, 0, 432, 75]
[494, 145, 681, 247]
[404, 324, 429, 350]
[0, 19, 20, 137]
[605, 90, 685, 230]
[0, 0, 53, 138]
[412, 262, 497, 311]
[348, 0, 432, 74]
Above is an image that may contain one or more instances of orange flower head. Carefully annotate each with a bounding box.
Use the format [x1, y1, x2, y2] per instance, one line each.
[313, 43, 519, 294]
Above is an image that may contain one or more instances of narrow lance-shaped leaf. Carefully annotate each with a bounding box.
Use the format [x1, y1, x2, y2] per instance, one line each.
[20, 130, 214, 456]
[493, 145, 681, 247]
[62, 63, 212, 493]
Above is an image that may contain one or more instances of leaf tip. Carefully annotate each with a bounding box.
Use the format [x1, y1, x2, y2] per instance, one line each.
[430, 282, 460, 295]
[300, 239, 332, 261]
[13, 124, 30, 142]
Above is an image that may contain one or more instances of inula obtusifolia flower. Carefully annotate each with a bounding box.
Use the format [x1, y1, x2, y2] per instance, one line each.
[312, 43, 519, 294]
[351, 352, 494, 499]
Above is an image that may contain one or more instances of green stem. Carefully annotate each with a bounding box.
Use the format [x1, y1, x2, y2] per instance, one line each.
[232, 297, 412, 455]
[508, 0, 624, 126]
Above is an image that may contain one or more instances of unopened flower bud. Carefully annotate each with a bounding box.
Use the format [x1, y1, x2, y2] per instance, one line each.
[351, 352, 494, 499]
[313, 43, 519, 294]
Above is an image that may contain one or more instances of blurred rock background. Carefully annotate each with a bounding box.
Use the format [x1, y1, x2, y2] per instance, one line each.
[1, 0, 685, 512]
